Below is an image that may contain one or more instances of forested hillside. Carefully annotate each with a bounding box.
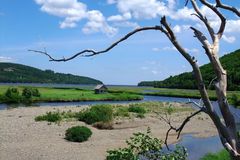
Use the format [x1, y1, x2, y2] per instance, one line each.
[138, 49, 240, 91]
[0, 63, 102, 84]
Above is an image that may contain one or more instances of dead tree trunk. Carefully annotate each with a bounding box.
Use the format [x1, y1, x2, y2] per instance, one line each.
[29, 0, 240, 158]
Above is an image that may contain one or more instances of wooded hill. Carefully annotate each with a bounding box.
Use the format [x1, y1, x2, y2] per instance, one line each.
[0, 63, 102, 84]
[138, 49, 240, 91]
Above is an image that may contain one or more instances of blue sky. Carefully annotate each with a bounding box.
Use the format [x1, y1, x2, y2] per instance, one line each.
[0, 0, 240, 85]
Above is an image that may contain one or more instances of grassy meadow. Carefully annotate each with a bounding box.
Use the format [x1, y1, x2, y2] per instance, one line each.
[108, 86, 240, 102]
[0, 85, 143, 103]
[0, 85, 239, 107]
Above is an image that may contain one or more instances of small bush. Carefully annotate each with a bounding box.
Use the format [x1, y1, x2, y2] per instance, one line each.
[31, 88, 41, 97]
[4, 87, 21, 103]
[35, 111, 62, 122]
[107, 148, 136, 160]
[128, 105, 146, 114]
[65, 126, 92, 142]
[78, 104, 113, 124]
[106, 128, 187, 160]
[22, 88, 32, 99]
[22, 87, 41, 99]
[77, 110, 99, 124]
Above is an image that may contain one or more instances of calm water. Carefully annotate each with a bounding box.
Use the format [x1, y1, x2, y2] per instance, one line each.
[162, 134, 223, 160]
[0, 95, 198, 110]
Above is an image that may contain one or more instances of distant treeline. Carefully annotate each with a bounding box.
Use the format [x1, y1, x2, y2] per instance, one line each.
[0, 63, 102, 85]
[138, 49, 240, 91]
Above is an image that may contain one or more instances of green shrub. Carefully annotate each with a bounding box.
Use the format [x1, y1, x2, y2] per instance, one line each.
[128, 105, 146, 114]
[22, 88, 32, 99]
[106, 128, 187, 160]
[22, 87, 41, 99]
[4, 87, 21, 103]
[65, 126, 92, 142]
[35, 111, 62, 122]
[107, 148, 136, 160]
[31, 88, 41, 97]
[231, 94, 240, 107]
[77, 110, 99, 124]
[114, 107, 130, 117]
[78, 104, 113, 124]
[200, 149, 230, 160]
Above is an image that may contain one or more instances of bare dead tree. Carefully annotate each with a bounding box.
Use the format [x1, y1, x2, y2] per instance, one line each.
[29, 0, 240, 159]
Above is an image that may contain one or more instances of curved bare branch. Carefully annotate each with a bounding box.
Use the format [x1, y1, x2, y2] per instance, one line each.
[199, 0, 226, 38]
[29, 26, 164, 62]
[216, 0, 240, 17]
[191, 0, 216, 42]
[163, 109, 204, 150]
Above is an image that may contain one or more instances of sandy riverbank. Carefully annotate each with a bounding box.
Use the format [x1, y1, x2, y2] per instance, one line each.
[0, 104, 217, 160]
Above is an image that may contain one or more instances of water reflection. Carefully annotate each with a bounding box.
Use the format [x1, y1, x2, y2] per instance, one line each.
[165, 134, 223, 160]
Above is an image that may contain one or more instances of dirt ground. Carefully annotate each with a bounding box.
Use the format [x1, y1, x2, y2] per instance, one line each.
[0, 105, 217, 160]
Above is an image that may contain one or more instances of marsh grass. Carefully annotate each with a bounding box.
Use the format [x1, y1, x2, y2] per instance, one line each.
[108, 86, 240, 101]
[35, 111, 62, 122]
[200, 149, 230, 160]
[0, 86, 143, 103]
[34, 102, 193, 127]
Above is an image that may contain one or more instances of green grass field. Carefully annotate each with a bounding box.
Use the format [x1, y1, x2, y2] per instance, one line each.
[0, 86, 143, 103]
[108, 86, 240, 101]
[1, 85, 239, 106]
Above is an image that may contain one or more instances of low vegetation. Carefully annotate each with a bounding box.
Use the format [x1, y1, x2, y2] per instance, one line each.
[77, 104, 113, 125]
[128, 104, 147, 114]
[106, 128, 187, 160]
[1, 87, 41, 104]
[200, 149, 230, 160]
[65, 126, 92, 142]
[108, 86, 240, 103]
[35, 111, 62, 123]
[34, 102, 192, 131]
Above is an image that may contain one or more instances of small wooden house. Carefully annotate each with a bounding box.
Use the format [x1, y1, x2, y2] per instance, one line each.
[94, 84, 108, 94]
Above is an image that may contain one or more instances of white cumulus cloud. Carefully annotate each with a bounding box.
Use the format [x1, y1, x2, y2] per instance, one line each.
[82, 10, 118, 36]
[35, 0, 117, 36]
[222, 35, 236, 43]
[109, 0, 195, 21]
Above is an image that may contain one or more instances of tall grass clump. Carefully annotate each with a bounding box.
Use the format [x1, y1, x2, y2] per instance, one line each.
[200, 149, 230, 160]
[77, 104, 113, 129]
[113, 106, 130, 118]
[128, 104, 147, 114]
[35, 111, 62, 122]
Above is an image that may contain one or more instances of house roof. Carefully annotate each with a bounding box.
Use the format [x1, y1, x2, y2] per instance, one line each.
[94, 84, 107, 90]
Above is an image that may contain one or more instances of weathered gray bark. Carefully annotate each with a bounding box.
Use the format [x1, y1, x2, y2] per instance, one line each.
[29, 0, 240, 158]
